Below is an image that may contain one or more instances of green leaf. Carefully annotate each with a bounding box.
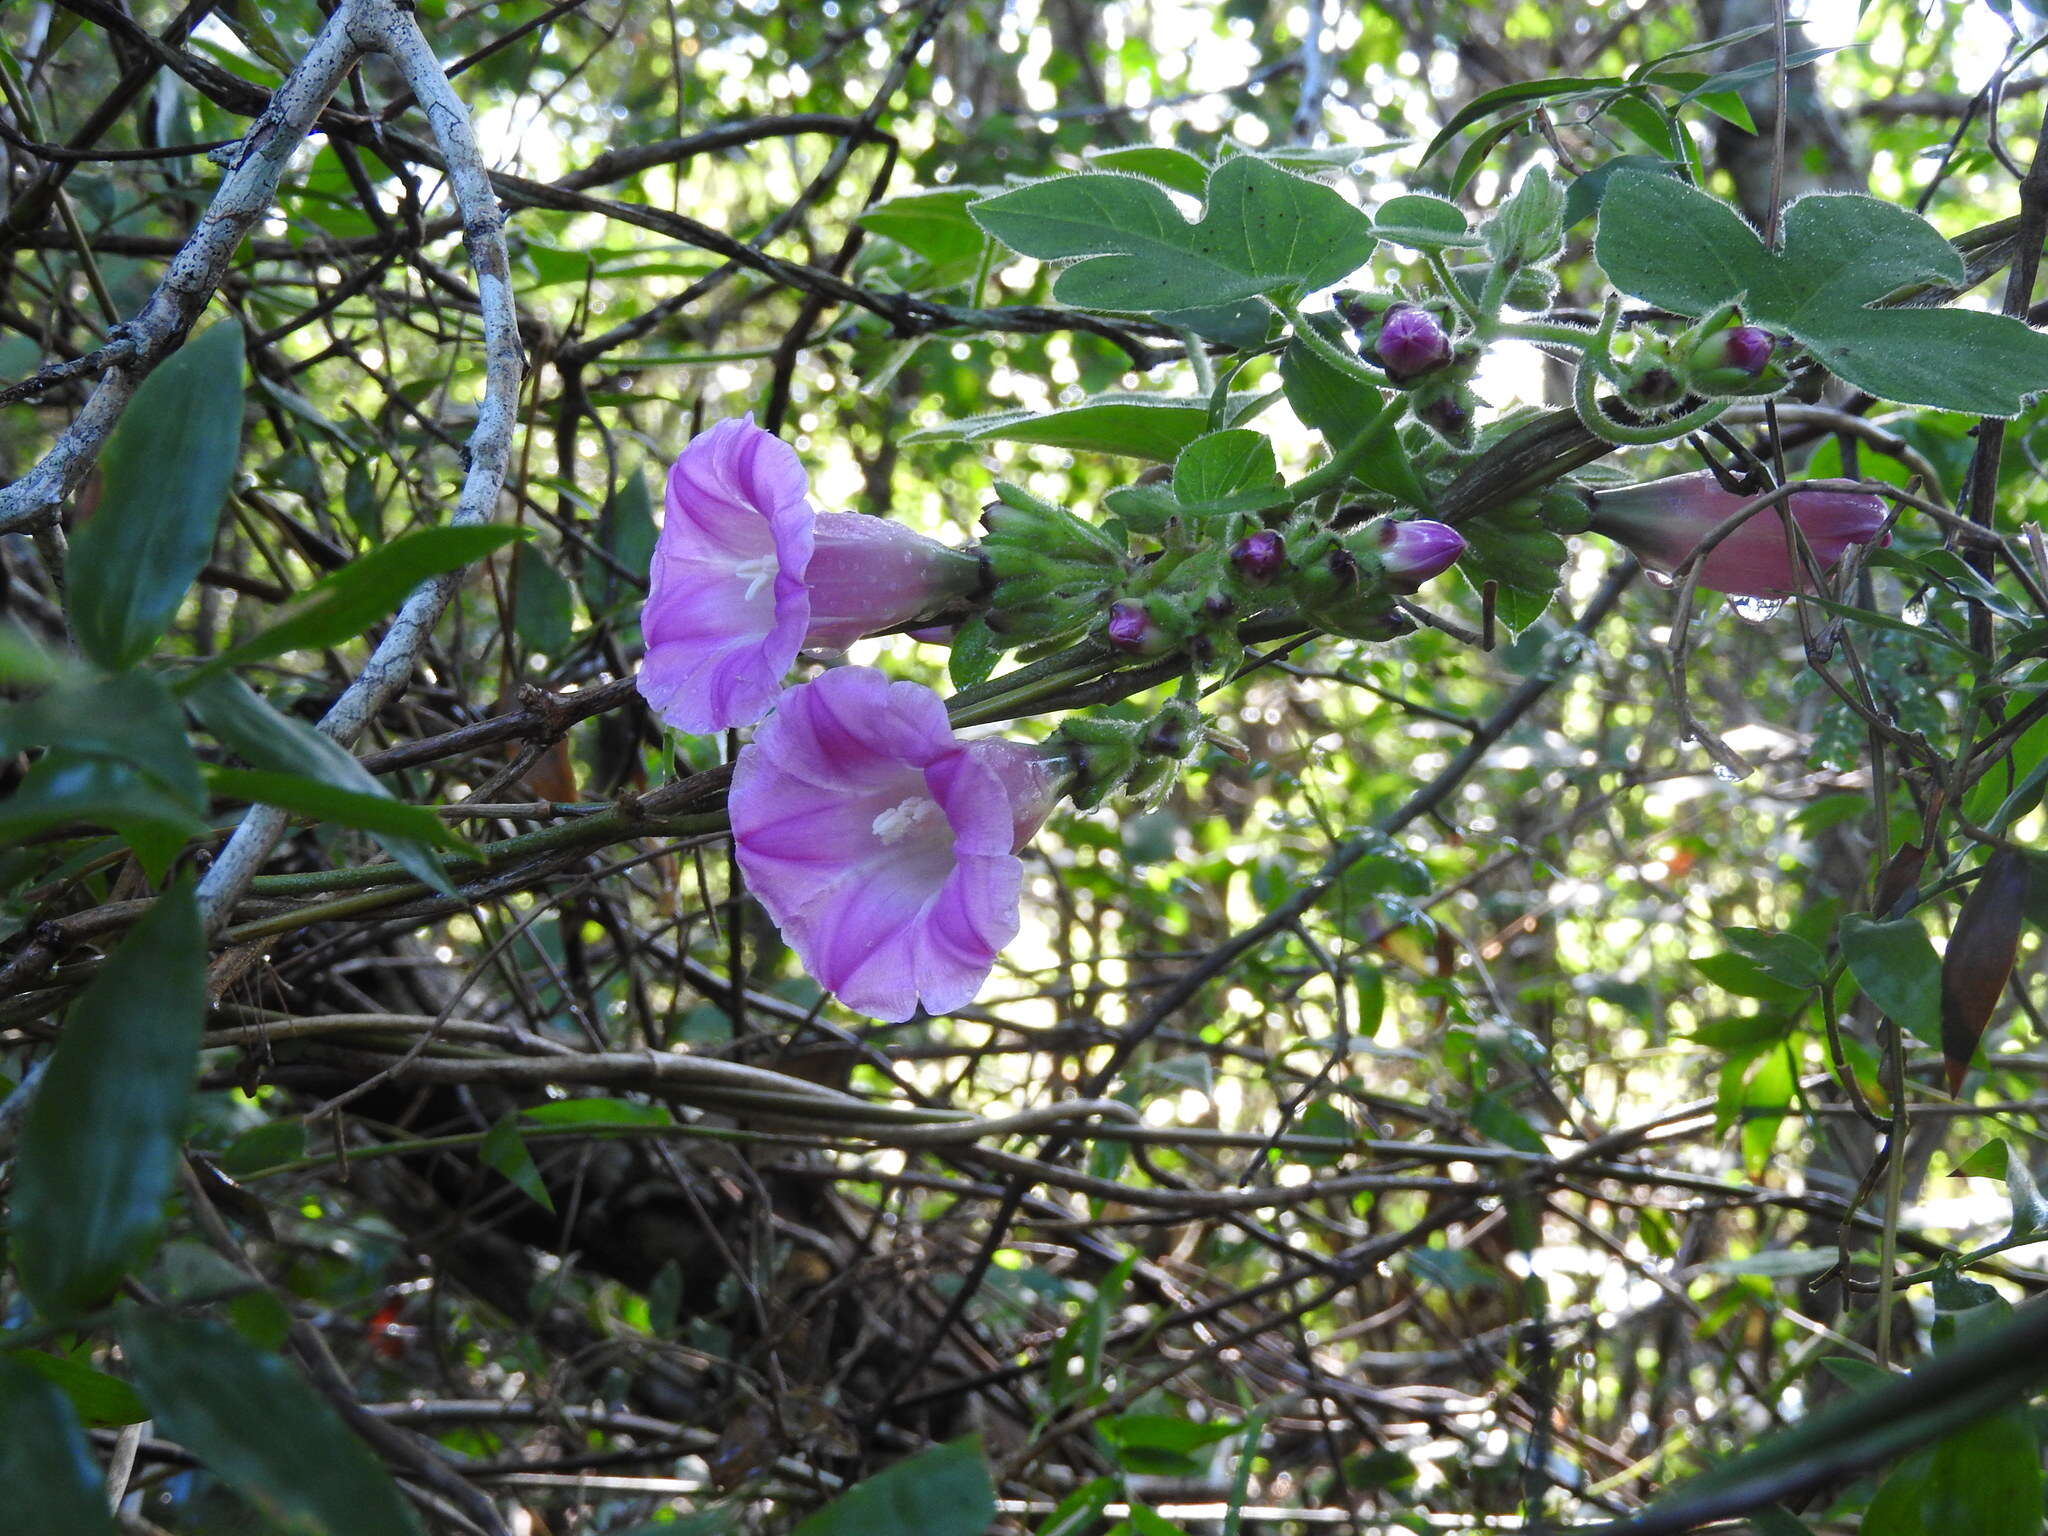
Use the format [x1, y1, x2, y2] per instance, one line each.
[970, 157, 1376, 313]
[1097, 1413, 1242, 1477]
[581, 468, 656, 615]
[13, 882, 204, 1319]
[905, 393, 1229, 462]
[1694, 951, 1810, 1005]
[1920, 1410, 2044, 1536]
[1561, 155, 1675, 229]
[1722, 927, 1826, 988]
[0, 1356, 119, 1536]
[1839, 913, 1944, 1046]
[1172, 428, 1286, 511]
[948, 614, 1000, 691]
[520, 1097, 673, 1129]
[206, 767, 464, 854]
[67, 321, 245, 670]
[1035, 1477, 1118, 1536]
[481, 1113, 555, 1211]
[8, 1349, 148, 1427]
[1082, 145, 1212, 197]
[1595, 174, 2048, 416]
[1452, 501, 1569, 636]
[206, 525, 529, 672]
[1420, 76, 1619, 167]
[219, 1118, 308, 1176]
[512, 540, 577, 658]
[0, 669, 204, 812]
[0, 750, 206, 879]
[790, 1437, 994, 1536]
[2005, 1150, 2048, 1242]
[189, 673, 465, 893]
[122, 1312, 425, 1536]
[1277, 317, 1427, 505]
[855, 186, 992, 273]
[1373, 193, 1479, 249]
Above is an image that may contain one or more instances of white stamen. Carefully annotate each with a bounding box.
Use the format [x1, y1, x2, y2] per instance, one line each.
[871, 796, 941, 844]
[732, 553, 778, 602]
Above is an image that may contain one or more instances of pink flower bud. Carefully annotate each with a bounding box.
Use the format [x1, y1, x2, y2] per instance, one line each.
[1588, 473, 1888, 599]
[1707, 325, 1774, 378]
[1229, 529, 1287, 585]
[1105, 599, 1164, 654]
[1369, 517, 1466, 591]
[1374, 305, 1454, 383]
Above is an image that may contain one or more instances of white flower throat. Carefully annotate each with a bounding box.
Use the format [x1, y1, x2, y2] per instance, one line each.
[872, 795, 944, 844]
[732, 552, 779, 602]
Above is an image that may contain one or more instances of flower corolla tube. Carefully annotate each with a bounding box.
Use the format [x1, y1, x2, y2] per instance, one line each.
[1587, 473, 1887, 599]
[730, 666, 1061, 1021]
[638, 417, 984, 734]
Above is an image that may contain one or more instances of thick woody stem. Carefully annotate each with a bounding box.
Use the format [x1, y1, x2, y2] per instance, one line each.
[196, 0, 527, 931]
[0, 6, 368, 536]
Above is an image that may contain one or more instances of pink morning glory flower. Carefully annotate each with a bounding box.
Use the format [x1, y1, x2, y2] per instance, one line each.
[730, 666, 1062, 1021]
[637, 417, 984, 735]
[1588, 473, 1888, 599]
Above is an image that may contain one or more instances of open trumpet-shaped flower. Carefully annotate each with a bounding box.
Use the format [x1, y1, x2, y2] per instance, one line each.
[638, 417, 984, 734]
[1587, 473, 1887, 599]
[731, 666, 1061, 1021]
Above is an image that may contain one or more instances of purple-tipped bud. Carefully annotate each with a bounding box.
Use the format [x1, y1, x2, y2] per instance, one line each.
[1374, 305, 1454, 383]
[1230, 530, 1287, 584]
[1413, 386, 1475, 446]
[1687, 325, 1786, 396]
[1201, 591, 1236, 621]
[1588, 473, 1888, 599]
[1105, 601, 1150, 650]
[1370, 518, 1467, 592]
[1714, 326, 1775, 377]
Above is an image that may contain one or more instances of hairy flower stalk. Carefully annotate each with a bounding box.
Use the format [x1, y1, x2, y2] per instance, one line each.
[638, 417, 984, 734]
[730, 666, 1062, 1021]
[1587, 474, 1887, 599]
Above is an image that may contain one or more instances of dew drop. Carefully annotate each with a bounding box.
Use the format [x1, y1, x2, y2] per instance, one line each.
[1711, 761, 1743, 783]
[1727, 594, 1786, 623]
[1644, 569, 1676, 590]
[1902, 597, 1928, 625]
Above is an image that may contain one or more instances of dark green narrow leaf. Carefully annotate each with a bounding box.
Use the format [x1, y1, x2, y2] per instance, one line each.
[122, 1313, 425, 1536]
[0, 749, 208, 880]
[581, 468, 656, 614]
[9, 1350, 149, 1427]
[205, 766, 467, 852]
[512, 540, 578, 658]
[204, 524, 529, 672]
[188, 674, 464, 893]
[13, 882, 205, 1320]
[481, 1113, 556, 1211]
[0, 669, 205, 812]
[1839, 913, 1944, 1046]
[0, 1356, 119, 1536]
[68, 321, 245, 670]
[790, 1437, 995, 1536]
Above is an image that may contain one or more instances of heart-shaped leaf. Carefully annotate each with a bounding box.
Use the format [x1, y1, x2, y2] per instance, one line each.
[1595, 172, 2048, 416]
[971, 156, 1376, 314]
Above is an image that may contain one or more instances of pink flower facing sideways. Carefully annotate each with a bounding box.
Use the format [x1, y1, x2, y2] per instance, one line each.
[731, 666, 1062, 1022]
[1587, 473, 1888, 600]
[638, 416, 984, 734]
